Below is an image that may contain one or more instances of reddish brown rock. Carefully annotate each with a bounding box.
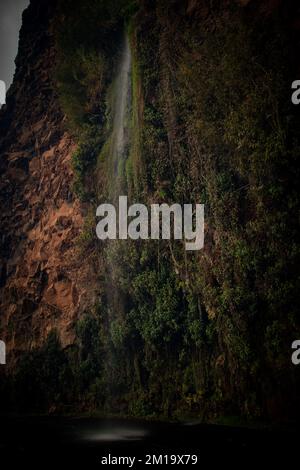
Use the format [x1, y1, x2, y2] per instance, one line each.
[0, 0, 96, 366]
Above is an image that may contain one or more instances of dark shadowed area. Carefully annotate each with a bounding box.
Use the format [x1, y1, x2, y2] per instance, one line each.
[0, 0, 29, 88]
[0, 416, 298, 468]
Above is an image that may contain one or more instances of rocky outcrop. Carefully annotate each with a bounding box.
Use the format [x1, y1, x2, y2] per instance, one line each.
[0, 0, 95, 364]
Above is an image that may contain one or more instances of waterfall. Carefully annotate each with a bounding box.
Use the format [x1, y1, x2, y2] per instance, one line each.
[101, 34, 132, 394]
[111, 34, 132, 188]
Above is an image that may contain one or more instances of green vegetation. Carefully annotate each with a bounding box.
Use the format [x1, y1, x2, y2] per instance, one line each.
[4, 0, 299, 422]
[99, 2, 300, 419]
[71, 125, 103, 200]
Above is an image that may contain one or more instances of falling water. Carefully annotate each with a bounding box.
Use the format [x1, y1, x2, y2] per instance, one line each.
[111, 34, 132, 189]
[104, 34, 132, 393]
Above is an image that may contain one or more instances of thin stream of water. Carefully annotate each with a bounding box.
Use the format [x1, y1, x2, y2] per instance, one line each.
[111, 34, 132, 186]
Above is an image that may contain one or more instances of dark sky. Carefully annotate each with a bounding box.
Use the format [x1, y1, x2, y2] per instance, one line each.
[0, 0, 30, 89]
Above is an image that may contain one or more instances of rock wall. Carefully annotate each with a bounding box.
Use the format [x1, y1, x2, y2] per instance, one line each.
[0, 0, 95, 364]
[0, 0, 299, 421]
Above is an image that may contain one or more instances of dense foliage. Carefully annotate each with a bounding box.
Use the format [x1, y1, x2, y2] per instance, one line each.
[5, 0, 299, 422]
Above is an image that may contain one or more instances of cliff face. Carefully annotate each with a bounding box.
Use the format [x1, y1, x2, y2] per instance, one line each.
[0, 0, 299, 421]
[0, 0, 96, 361]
